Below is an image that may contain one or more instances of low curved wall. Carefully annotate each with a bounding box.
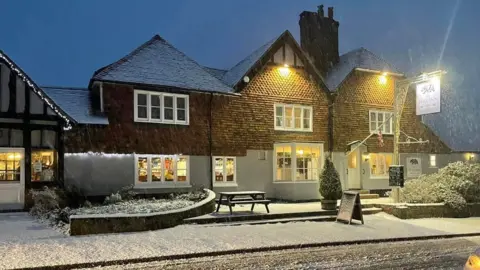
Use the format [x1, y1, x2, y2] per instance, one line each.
[70, 189, 216, 236]
[378, 203, 480, 219]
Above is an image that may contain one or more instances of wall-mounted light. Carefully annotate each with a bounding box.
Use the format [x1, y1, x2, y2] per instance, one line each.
[279, 64, 290, 77]
[467, 153, 476, 161]
[379, 72, 387, 85]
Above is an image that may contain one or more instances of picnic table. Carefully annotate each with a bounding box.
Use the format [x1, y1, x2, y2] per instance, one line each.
[215, 191, 271, 215]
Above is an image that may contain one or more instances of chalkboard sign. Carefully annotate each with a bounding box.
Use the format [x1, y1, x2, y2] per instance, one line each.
[336, 191, 364, 225]
[389, 165, 405, 187]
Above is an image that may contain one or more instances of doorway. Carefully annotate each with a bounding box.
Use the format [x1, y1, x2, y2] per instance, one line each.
[347, 147, 361, 189]
[0, 148, 25, 210]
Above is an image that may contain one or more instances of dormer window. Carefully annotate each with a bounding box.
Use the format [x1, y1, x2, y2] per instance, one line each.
[134, 90, 189, 125]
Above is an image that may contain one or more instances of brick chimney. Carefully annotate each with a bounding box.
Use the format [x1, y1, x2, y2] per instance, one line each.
[299, 5, 340, 76]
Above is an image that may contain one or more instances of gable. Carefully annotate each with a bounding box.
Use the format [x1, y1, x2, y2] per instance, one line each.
[271, 43, 304, 67]
[0, 52, 74, 129]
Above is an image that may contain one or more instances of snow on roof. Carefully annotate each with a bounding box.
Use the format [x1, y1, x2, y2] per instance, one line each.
[93, 35, 233, 94]
[203, 67, 227, 81]
[221, 36, 278, 87]
[326, 47, 401, 91]
[42, 87, 109, 125]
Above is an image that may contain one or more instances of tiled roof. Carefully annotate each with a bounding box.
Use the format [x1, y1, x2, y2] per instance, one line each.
[203, 67, 227, 81]
[221, 36, 278, 87]
[326, 47, 402, 91]
[93, 35, 233, 94]
[42, 87, 109, 125]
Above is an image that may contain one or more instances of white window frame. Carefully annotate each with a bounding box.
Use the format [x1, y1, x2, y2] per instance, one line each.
[134, 90, 189, 125]
[273, 142, 324, 183]
[212, 156, 237, 187]
[369, 152, 393, 179]
[274, 103, 313, 132]
[134, 154, 190, 188]
[429, 154, 437, 167]
[369, 110, 393, 135]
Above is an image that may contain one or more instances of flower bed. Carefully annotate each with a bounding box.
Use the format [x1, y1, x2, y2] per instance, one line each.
[29, 186, 214, 235]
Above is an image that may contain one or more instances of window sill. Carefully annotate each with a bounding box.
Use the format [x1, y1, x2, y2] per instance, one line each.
[274, 128, 313, 133]
[273, 181, 318, 184]
[134, 119, 189, 126]
[370, 176, 388, 180]
[213, 182, 238, 187]
[134, 182, 192, 189]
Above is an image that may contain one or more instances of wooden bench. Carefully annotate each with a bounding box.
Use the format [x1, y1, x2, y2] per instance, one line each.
[215, 191, 270, 215]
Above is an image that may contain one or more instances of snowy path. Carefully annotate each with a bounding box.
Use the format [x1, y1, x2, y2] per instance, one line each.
[0, 213, 479, 269]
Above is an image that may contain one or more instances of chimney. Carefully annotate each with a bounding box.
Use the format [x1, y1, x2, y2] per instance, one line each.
[299, 5, 340, 76]
[328, 7, 334, 19]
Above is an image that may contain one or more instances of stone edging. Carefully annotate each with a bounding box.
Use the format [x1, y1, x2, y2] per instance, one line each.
[19, 232, 480, 270]
[69, 189, 216, 236]
[375, 202, 480, 219]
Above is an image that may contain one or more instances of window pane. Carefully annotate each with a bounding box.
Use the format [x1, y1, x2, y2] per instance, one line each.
[303, 108, 311, 129]
[285, 107, 293, 128]
[385, 115, 392, 134]
[164, 108, 174, 120]
[276, 116, 283, 127]
[275, 106, 283, 116]
[138, 106, 147, 119]
[0, 129, 8, 146]
[177, 157, 187, 182]
[137, 94, 147, 106]
[151, 157, 162, 182]
[137, 157, 148, 182]
[177, 109, 186, 121]
[31, 130, 41, 147]
[164, 157, 174, 181]
[164, 96, 173, 108]
[151, 107, 161, 119]
[177, 97, 186, 109]
[370, 112, 376, 122]
[370, 121, 376, 132]
[214, 158, 224, 182]
[31, 151, 55, 182]
[151, 95, 160, 107]
[226, 158, 235, 182]
[294, 107, 302, 117]
[10, 129, 23, 147]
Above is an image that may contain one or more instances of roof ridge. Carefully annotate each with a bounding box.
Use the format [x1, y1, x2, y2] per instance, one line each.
[92, 34, 164, 79]
[203, 66, 227, 72]
[41, 86, 89, 91]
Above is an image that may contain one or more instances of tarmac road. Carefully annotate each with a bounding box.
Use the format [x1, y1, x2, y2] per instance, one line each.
[91, 236, 480, 270]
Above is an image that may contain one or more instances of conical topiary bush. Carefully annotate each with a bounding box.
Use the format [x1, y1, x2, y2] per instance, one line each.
[319, 157, 342, 209]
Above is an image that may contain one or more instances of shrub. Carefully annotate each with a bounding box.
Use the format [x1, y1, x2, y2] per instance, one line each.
[104, 192, 122, 205]
[319, 158, 342, 200]
[401, 161, 480, 210]
[29, 187, 61, 217]
[118, 185, 136, 201]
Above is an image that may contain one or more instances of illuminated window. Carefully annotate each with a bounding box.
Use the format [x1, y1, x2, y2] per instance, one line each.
[0, 152, 22, 182]
[274, 104, 312, 131]
[370, 153, 393, 178]
[134, 90, 189, 125]
[213, 157, 236, 185]
[135, 155, 189, 186]
[369, 110, 393, 135]
[429, 155, 437, 167]
[275, 143, 323, 182]
[31, 150, 56, 182]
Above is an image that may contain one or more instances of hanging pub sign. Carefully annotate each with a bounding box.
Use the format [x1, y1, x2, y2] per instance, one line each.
[416, 78, 441, 115]
[389, 165, 404, 187]
[406, 157, 422, 178]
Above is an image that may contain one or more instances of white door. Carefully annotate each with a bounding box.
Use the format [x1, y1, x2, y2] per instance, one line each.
[347, 148, 361, 189]
[0, 148, 25, 210]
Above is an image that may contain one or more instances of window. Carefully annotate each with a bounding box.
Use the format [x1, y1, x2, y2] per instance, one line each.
[0, 152, 21, 181]
[134, 90, 189, 124]
[369, 110, 393, 135]
[213, 157, 236, 185]
[370, 153, 393, 178]
[135, 155, 189, 186]
[429, 155, 437, 167]
[275, 143, 323, 182]
[274, 104, 312, 131]
[31, 150, 56, 182]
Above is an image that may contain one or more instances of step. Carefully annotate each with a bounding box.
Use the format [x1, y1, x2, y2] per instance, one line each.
[208, 215, 336, 227]
[184, 207, 383, 225]
[360, 193, 380, 199]
[347, 189, 370, 194]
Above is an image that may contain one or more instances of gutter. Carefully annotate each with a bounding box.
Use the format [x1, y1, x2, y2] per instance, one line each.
[208, 92, 214, 190]
[354, 68, 404, 77]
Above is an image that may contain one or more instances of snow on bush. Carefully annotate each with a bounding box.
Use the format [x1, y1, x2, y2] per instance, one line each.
[319, 158, 342, 200]
[401, 161, 480, 211]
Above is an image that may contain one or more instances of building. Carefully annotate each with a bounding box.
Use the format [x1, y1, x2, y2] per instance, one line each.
[0, 5, 476, 210]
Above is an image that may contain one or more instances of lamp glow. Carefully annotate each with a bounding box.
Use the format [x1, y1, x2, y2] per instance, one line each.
[379, 74, 387, 85]
[279, 64, 290, 77]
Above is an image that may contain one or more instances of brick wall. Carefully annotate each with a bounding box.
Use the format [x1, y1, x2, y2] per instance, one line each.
[211, 65, 330, 156]
[333, 71, 450, 153]
[65, 65, 330, 156]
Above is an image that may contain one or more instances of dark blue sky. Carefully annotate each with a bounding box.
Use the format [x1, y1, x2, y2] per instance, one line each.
[1, 0, 478, 149]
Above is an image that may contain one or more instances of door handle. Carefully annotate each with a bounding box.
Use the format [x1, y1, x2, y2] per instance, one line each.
[362, 169, 365, 174]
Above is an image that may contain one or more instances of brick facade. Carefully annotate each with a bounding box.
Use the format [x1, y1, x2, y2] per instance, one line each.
[65, 64, 330, 156]
[332, 71, 451, 153]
